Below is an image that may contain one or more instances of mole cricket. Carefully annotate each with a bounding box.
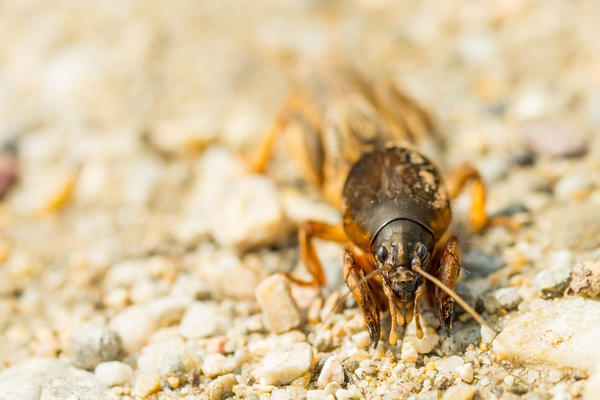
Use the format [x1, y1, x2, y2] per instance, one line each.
[253, 67, 511, 347]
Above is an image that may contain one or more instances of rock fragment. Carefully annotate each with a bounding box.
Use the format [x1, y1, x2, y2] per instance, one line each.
[317, 356, 344, 388]
[569, 261, 600, 298]
[69, 323, 122, 370]
[179, 301, 222, 339]
[0, 358, 117, 400]
[202, 354, 236, 378]
[94, 361, 133, 387]
[209, 174, 287, 251]
[205, 374, 238, 400]
[256, 275, 301, 333]
[109, 306, 156, 354]
[483, 287, 522, 313]
[0, 151, 18, 200]
[261, 342, 313, 385]
[523, 119, 588, 158]
[134, 372, 161, 398]
[493, 299, 600, 372]
[534, 265, 572, 299]
[442, 383, 476, 400]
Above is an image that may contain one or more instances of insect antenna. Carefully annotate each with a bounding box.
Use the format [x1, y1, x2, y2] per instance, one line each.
[411, 263, 496, 332]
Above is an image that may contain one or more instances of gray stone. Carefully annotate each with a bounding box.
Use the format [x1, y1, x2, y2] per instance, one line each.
[69, 323, 122, 370]
[261, 342, 313, 385]
[493, 299, 600, 372]
[483, 287, 523, 313]
[0, 358, 117, 400]
[534, 265, 572, 299]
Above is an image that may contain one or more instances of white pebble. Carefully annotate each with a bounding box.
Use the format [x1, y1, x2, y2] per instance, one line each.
[255, 275, 301, 334]
[202, 354, 236, 378]
[94, 361, 133, 387]
[401, 341, 418, 363]
[459, 363, 474, 383]
[261, 342, 313, 385]
[317, 356, 344, 388]
[209, 174, 287, 251]
[109, 306, 156, 354]
[179, 302, 221, 339]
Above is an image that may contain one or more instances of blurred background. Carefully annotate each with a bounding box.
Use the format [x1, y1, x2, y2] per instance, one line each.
[1, 0, 600, 390]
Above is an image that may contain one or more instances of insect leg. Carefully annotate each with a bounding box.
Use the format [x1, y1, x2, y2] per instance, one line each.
[413, 283, 426, 339]
[343, 247, 381, 348]
[445, 163, 519, 232]
[285, 221, 347, 286]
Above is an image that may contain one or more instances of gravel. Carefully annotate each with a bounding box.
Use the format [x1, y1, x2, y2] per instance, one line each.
[1, 1, 599, 399]
[317, 356, 344, 388]
[261, 342, 314, 385]
[255, 274, 301, 334]
[94, 361, 133, 387]
[69, 323, 122, 370]
[569, 261, 600, 298]
[109, 306, 156, 354]
[493, 299, 600, 372]
[0, 358, 117, 400]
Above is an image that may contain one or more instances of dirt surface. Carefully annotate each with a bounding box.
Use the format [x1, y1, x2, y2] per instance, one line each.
[1, 1, 600, 399]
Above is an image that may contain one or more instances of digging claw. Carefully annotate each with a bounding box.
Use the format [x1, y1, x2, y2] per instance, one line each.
[368, 320, 380, 349]
[438, 298, 454, 333]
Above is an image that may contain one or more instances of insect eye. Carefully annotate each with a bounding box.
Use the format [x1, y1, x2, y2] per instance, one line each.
[415, 244, 428, 259]
[376, 246, 388, 263]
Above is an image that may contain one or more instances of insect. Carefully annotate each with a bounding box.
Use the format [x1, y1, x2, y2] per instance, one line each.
[253, 66, 507, 347]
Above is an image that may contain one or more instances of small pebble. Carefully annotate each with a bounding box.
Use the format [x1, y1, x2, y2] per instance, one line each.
[351, 331, 370, 348]
[255, 275, 301, 334]
[317, 356, 344, 388]
[202, 354, 236, 378]
[442, 383, 476, 400]
[205, 374, 238, 400]
[523, 119, 588, 158]
[436, 355, 464, 376]
[109, 306, 156, 354]
[209, 174, 287, 251]
[261, 342, 314, 385]
[0, 151, 18, 199]
[480, 325, 497, 344]
[336, 387, 363, 400]
[584, 371, 600, 400]
[434, 374, 451, 390]
[313, 330, 333, 352]
[134, 373, 161, 398]
[459, 363, 474, 383]
[69, 323, 122, 370]
[534, 265, 572, 299]
[94, 361, 133, 387]
[569, 261, 600, 298]
[484, 287, 523, 313]
[306, 389, 334, 400]
[401, 341, 419, 363]
[158, 345, 201, 380]
[179, 301, 221, 339]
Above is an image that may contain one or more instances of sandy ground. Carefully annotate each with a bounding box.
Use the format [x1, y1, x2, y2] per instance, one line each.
[1, 0, 600, 399]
